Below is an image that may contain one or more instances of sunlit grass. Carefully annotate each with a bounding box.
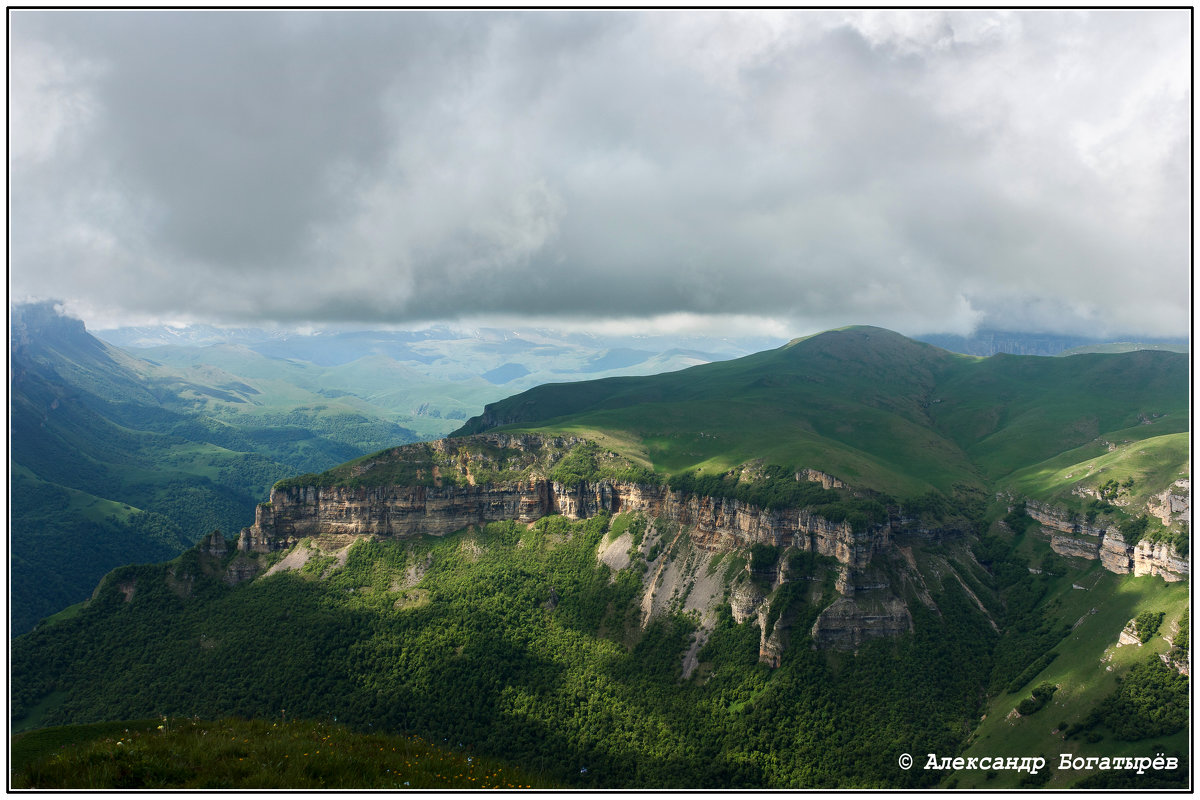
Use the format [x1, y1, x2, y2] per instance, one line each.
[949, 567, 1189, 789]
[1004, 433, 1189, 508]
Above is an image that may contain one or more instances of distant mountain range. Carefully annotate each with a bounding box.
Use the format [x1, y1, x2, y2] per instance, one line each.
[915, 329, 1188, 357]
[99, 321, 1188, 363]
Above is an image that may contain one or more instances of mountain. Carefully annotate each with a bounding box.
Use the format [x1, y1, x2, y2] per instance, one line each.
[11, 326, 1189, 788]
[8, 302, 422, 634]
[454, 326, 1187, 499]
[10, 303, 791, 633]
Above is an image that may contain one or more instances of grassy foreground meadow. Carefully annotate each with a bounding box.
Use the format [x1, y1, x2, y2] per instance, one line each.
[11, 717, 556, 790]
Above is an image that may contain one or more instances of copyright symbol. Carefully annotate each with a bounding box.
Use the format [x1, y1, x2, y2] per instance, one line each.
[898, 753, 913, 770]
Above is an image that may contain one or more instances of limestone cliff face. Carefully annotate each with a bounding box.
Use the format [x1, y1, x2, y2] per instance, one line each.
[241, 481, 551, 552]
[1148, 479, 1190, 526]
[1027, 501, 1188, 582]
[729, 580, 767, 624]
[809, 596, 913, 650]
[237, 433, 914, 658]
[242, 477, 888, 570]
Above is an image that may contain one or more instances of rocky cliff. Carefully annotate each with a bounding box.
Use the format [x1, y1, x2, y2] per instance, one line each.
[239, 433, 908, 656]
[238, 433, 1190, 663]
[242, 481, 552, 551]
[243, 477, 888, 569]
[1027, 501, 1189, 582]
[240, 434, 890, 570]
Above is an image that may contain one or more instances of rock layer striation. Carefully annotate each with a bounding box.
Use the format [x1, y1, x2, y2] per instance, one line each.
[1027, 501, 1188, 581]
[241, 435, 890, 570]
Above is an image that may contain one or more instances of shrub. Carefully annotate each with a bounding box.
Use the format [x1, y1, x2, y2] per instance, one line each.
[1007, 652, 1058, 694]
[1134, 610, 1165, 643]
[1016, 683, 1057, 716]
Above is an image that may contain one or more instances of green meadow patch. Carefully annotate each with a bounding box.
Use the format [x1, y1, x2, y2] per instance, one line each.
[949, 564, 1189, 789]
[11, 717, 556, 790]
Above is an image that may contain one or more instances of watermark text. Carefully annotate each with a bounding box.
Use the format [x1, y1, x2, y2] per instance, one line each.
[906, 752, 1180, 776]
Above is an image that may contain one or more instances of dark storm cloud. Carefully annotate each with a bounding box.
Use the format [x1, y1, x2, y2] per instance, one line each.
[9, 9, 1191, 337]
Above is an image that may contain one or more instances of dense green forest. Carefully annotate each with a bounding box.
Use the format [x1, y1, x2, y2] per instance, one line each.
[15, 514, 991, 788]
[12, 509, 1188, 789]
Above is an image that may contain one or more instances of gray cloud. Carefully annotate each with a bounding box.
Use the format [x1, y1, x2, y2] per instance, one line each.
[9, 9, 1191, 338]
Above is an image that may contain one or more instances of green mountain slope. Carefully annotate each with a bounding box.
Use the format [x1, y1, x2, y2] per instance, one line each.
[929, 349, 1188, 480]
[12, 716, 555, 790]
[13, 517, 997, 788]
[454, 327, 1187, 503]
[11, 324, 1188, 789]
[8, 303, 421, 634]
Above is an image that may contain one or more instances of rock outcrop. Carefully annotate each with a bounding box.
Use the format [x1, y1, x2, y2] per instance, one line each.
[223, 553, 261, 586]
[239, 433, 909, 657]
[201, 530, 228, 558]
[241, 480, 552, 552]
[1027, 501, 1188, 582]
[810, 595, 913, 650]
[245, 479, 888, 567]
[241, 435, 891, 572]
[1148, 479, 1190, 526]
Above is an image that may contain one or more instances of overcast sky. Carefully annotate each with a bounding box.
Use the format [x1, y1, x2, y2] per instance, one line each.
[9, 9, 1192, 338]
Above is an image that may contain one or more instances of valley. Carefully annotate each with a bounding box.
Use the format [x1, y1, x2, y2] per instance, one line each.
[8, 303, 779, 634]
[8, 7, 1191, 790]
[10, 323, 1189, 788]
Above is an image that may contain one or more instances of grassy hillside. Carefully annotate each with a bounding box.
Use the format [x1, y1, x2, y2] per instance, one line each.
[8, 303, 421, 633]
[454, 327, 1188, 506]
[1003, 433, 1189, 549]
[951, 561, 1188, 789]
[455, 328, 979, 497]
[929, 350, 1187, 480]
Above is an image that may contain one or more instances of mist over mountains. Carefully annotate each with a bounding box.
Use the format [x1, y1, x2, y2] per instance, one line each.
[96, 318, 1188, 368]
[8, 8, 1190, 788]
